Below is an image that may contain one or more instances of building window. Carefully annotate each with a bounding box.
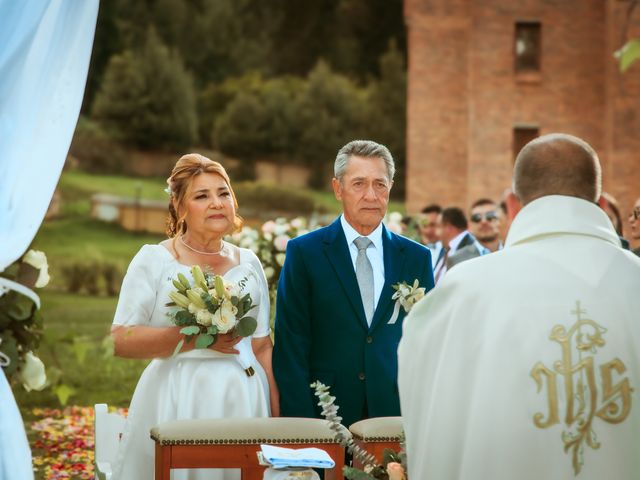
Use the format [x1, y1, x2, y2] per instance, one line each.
[513, 126, 539, 160]
[515, 22, 541, 72]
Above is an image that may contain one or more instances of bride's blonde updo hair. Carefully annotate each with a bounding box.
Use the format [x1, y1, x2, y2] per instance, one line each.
[166, 153, 243, 238]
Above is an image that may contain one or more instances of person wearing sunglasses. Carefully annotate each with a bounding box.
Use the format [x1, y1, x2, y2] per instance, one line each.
[447, 198, 503, 270]
[629, 198, 640, 256]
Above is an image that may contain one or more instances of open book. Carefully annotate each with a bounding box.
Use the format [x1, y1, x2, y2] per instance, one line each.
[259, 445, 336, 469]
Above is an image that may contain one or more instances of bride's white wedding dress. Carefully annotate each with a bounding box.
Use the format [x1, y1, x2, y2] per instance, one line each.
[111, 244, 272, 480]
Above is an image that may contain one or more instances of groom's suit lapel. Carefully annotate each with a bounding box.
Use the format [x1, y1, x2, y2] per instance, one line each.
[369, 227, 405, 332]
[323, 219, 369, 330]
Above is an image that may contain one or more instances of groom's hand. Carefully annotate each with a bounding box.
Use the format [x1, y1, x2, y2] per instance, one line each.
[210, 333, 242, 354]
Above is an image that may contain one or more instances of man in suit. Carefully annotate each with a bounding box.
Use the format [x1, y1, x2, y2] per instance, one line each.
[417, 204, 443, 269]
[273, 140, 435, 428]
[448, 198, 503, 269]
[432, 207, 475, 283]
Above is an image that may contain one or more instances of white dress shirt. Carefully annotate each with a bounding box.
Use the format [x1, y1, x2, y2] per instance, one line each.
[340, 215, 385, 320]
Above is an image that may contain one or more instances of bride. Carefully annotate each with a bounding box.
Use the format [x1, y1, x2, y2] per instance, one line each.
[110, 153, 279, 480]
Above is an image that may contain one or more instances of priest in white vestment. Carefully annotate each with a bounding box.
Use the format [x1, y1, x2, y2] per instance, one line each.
[399, 133, 640, 480]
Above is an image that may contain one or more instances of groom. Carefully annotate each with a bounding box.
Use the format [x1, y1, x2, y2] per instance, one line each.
[273, 140, 434, 428]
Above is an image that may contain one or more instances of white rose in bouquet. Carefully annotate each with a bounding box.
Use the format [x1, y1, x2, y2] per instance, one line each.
[195, 309, 214, 326]
[19, 351, 47, 391]
[213, 302, 237, 333]
[23, 249, 50, 288]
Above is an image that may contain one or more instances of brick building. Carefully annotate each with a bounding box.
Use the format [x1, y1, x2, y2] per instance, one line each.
[405, 0, 640, 227]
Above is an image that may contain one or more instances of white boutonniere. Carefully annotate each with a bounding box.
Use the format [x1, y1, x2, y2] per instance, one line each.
[388, 279, 426, 324]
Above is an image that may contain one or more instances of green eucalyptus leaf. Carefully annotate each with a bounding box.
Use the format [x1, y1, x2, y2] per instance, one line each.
[235, 316, 257, 337]
[206, 326, 219, 336]
[180, 325, 200, 336]
[195, 333, 215, 349]
[172, 338, 185, 357]
[175, 310, 195, 326]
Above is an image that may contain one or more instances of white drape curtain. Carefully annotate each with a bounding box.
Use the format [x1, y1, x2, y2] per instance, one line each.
[0, 0, 99, 270]
[0, 1, 99, 479]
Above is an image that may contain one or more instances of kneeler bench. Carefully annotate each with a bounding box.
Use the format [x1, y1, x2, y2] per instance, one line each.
[150, 417, 345, 480]
[348, 417, 403, 469]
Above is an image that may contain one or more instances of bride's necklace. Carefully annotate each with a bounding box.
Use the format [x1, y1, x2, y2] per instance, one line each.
[180, 236, 226, 256]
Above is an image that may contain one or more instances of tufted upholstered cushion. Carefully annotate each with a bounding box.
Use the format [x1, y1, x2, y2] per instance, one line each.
[150, 417, 340, 446]
[348, 417, 403, 442]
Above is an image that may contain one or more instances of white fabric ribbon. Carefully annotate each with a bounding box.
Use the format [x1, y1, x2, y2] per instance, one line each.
[388, 300, 401, 325]
[236, 337, 256, 376]
[0, 277, 40, 309]
[0, 339, 10, 368]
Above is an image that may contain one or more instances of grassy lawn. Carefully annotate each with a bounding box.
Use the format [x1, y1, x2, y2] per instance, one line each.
[14, 291, 148, 415]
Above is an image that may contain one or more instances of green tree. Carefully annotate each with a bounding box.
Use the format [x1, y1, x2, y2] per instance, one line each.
[92, 27, 197, 151]
[365, 41, 407, 198]
[294, 61, 368, 188]
[212, 76, 304, 177]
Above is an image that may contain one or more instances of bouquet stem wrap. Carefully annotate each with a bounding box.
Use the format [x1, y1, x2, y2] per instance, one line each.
[236, 337, 255, 377]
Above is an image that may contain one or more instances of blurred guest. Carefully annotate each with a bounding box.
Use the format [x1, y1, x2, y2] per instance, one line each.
[629, 197, 640, 256]
[400, 133, 640, 480]
[599, 192, 623, 236]
[417, 204, 443, 268]
[448, 198, 502, 269]
[597, 192, 629, 249]
[433, 207, 475, 283]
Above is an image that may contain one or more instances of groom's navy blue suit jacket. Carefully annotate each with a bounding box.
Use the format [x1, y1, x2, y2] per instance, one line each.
[273, 218, 435, 428]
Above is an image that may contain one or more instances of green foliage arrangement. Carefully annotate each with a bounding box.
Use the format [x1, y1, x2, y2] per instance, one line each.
[0, 251, 49, 389]
[311, 381, 407, 480]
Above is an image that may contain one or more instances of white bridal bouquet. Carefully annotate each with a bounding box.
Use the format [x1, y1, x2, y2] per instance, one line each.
[167, 265, 258, 376]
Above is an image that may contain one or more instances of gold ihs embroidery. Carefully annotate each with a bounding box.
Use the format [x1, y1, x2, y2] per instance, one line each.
[530, 301, 633, 475]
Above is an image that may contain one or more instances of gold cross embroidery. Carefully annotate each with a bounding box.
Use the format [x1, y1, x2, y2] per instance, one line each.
[530, 301, 633, 475]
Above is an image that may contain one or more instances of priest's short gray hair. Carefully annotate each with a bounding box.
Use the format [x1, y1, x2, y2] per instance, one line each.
[513, 133, 602, 205]
[334, 140, 395, 182]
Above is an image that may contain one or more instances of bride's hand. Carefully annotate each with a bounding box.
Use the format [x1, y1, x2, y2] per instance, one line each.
[209, 333, 241, 354]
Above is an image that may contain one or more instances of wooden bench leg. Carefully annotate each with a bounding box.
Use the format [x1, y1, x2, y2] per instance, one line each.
[155, 443, 171, 480]
[325, 445, 344, 480]
[241, 466, 265, 480]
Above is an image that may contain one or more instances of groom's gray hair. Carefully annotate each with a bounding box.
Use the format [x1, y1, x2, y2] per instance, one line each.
[334, 140, 395, 181]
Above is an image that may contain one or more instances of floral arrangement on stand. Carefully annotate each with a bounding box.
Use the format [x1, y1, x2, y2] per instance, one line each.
[229, 216, 314, 294]
[311, 381, 407, 480]
[0, 249, 49, 391]
[167, 265, 258, 375]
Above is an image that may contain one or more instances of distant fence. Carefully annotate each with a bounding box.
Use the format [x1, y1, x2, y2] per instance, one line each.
[91, 193, 167, 234]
